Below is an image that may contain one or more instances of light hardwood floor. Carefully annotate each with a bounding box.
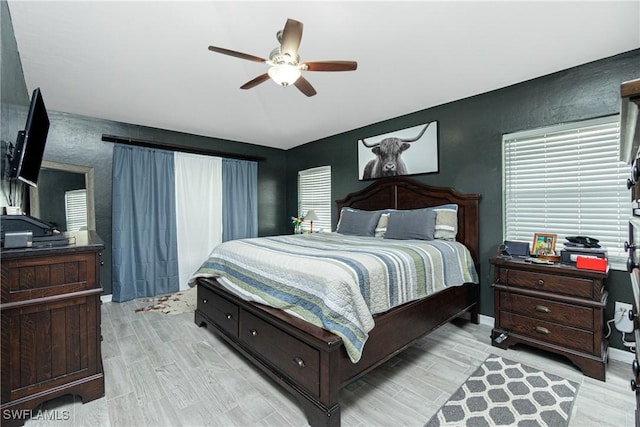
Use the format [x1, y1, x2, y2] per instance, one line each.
[24, 297, 636, 427]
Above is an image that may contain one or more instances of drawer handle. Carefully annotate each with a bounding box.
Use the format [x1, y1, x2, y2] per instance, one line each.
[225, 313, 232, 320]
[534, 326, 550, 335]
[250, 329, 258, 337]
[633, 359, 640, 377]
[293, 357, 305, 368]
[625, 241, 638, 252]
[534, 305, 551, 313]
[537, 279, 544, 286]
[202, 298, 208, 304]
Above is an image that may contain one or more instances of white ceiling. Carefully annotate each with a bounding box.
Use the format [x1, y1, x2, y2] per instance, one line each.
[8, 1, 640, 150]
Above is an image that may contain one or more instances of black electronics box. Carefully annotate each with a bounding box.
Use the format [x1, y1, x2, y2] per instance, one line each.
[560, 247, 607, 265]
[504, 240, 530, 257]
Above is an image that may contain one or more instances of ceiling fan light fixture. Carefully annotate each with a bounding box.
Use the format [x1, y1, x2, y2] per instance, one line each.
[208, 18, 357, 96]
[268, 64, 301, 87]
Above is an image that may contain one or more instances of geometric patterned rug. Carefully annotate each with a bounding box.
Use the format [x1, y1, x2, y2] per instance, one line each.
[424, 354, 580, 427]
[133, 286, 197, 315]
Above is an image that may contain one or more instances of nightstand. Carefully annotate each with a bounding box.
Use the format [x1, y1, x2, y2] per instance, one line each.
[490, 257, 608, 381]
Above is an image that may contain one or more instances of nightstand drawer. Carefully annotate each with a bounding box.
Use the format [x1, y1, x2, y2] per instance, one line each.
[500, 312, 594, 353]
[499, 292, 593, 330]
[498, 268, 594, 299]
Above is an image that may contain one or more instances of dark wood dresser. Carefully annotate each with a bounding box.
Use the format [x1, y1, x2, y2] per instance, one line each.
[621, 77, 640, 426]
[0, 231, 104, 427]
[490, 257, 608, 381]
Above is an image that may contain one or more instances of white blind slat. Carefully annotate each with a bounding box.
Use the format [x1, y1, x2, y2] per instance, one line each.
[65, 189, 87, 231]
[503, 115, 628, 267]
[298, 166, 332, 231]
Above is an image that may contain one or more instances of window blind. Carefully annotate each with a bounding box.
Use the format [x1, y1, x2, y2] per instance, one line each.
[503, 115, 628, 268]
[298, 166, 332, 232]
[65, 189, 88, 231]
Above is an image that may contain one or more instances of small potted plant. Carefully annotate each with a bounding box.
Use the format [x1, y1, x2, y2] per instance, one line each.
[291, 216, 303, 234]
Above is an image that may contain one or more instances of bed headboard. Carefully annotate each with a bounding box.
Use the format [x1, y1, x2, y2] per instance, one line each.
[336, 177, 480, 265]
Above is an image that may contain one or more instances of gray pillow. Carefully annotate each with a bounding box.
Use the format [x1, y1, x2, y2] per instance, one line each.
[336, 208, 381, 236]
[384, 209, 437, 240]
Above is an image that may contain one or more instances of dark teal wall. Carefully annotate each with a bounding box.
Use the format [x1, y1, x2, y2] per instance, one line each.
[37, 169, 85, 230]
[1, 0, 29, 177]
[286, 49, 640, 351]
[0, 1, 27, 107]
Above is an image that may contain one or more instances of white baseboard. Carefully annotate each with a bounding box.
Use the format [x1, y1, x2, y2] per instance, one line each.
[477, 314, 635, 363]
[479, 314, 493, 327]
[101, 294, 112, 303]
[609, 347, 635, 363]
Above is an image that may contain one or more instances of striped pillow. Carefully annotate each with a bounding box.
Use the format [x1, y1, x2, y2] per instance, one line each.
[432, 204, 458, 240]
[374, 212, 390, 237]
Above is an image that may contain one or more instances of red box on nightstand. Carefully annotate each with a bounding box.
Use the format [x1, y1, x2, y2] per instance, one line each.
[575, 256, 608, 272]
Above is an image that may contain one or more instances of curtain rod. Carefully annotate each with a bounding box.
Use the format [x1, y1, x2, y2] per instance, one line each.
[101, 134, 265, 162]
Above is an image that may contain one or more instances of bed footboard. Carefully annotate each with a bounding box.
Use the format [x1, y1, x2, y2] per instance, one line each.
[194, 277, 478, 427]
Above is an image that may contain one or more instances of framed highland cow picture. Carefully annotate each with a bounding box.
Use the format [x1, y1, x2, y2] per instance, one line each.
[357, 120, 439, 181]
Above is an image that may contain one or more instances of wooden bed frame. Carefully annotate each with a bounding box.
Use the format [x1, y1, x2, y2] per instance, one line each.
[194, 177, 480, 426]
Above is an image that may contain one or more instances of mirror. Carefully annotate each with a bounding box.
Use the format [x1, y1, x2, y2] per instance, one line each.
[29, 160, 96, 231]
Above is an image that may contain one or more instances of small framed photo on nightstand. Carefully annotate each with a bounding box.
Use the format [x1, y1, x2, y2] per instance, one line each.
[532, 233, 557, 255]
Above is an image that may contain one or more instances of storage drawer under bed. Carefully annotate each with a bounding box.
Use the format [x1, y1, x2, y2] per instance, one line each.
[240, 310, 320, 396]
[197, 284, 239, 338]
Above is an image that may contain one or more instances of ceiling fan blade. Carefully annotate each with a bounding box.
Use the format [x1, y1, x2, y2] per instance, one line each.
[208, 46, 266, 63]
[240, 73, 270, 90]
[294, 76, 317, 97]
[303, 61, 358, 72]
[280, 19, 303, 58]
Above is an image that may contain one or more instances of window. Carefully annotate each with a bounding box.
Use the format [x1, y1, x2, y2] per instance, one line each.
[298, 166, 331, 232]
[65, 189, 87, 231]
[503, 115, 628, 268]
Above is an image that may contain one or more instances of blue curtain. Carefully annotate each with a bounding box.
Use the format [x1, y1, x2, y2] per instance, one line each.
[222, 159, 258, 241]
[112, 145, 179, 302]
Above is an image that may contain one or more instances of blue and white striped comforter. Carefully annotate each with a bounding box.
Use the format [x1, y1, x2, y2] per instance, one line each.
[189, 233, 478, 363]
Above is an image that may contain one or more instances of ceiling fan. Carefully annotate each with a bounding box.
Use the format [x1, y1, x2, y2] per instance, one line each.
[207, 18, 357, 97]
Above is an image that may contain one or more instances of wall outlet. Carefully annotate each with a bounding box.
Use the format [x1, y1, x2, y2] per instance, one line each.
[615, 301, 635, 333]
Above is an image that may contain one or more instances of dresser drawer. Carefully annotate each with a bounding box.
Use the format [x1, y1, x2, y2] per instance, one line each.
[498, 268, 594, 299]
[500, 312, 594, 353]
[241, 310, 320, 396]
[499, 292, 593, 330]
[197, 284, 239, 338]
[1, 252, 99, 303]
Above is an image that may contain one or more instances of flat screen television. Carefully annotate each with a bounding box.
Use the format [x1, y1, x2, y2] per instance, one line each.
[9, 88, 50, 187]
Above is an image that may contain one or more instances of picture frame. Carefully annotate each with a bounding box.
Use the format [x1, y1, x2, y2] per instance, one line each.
[532, 233, 557, 255]
[357, 120, 439, 181]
